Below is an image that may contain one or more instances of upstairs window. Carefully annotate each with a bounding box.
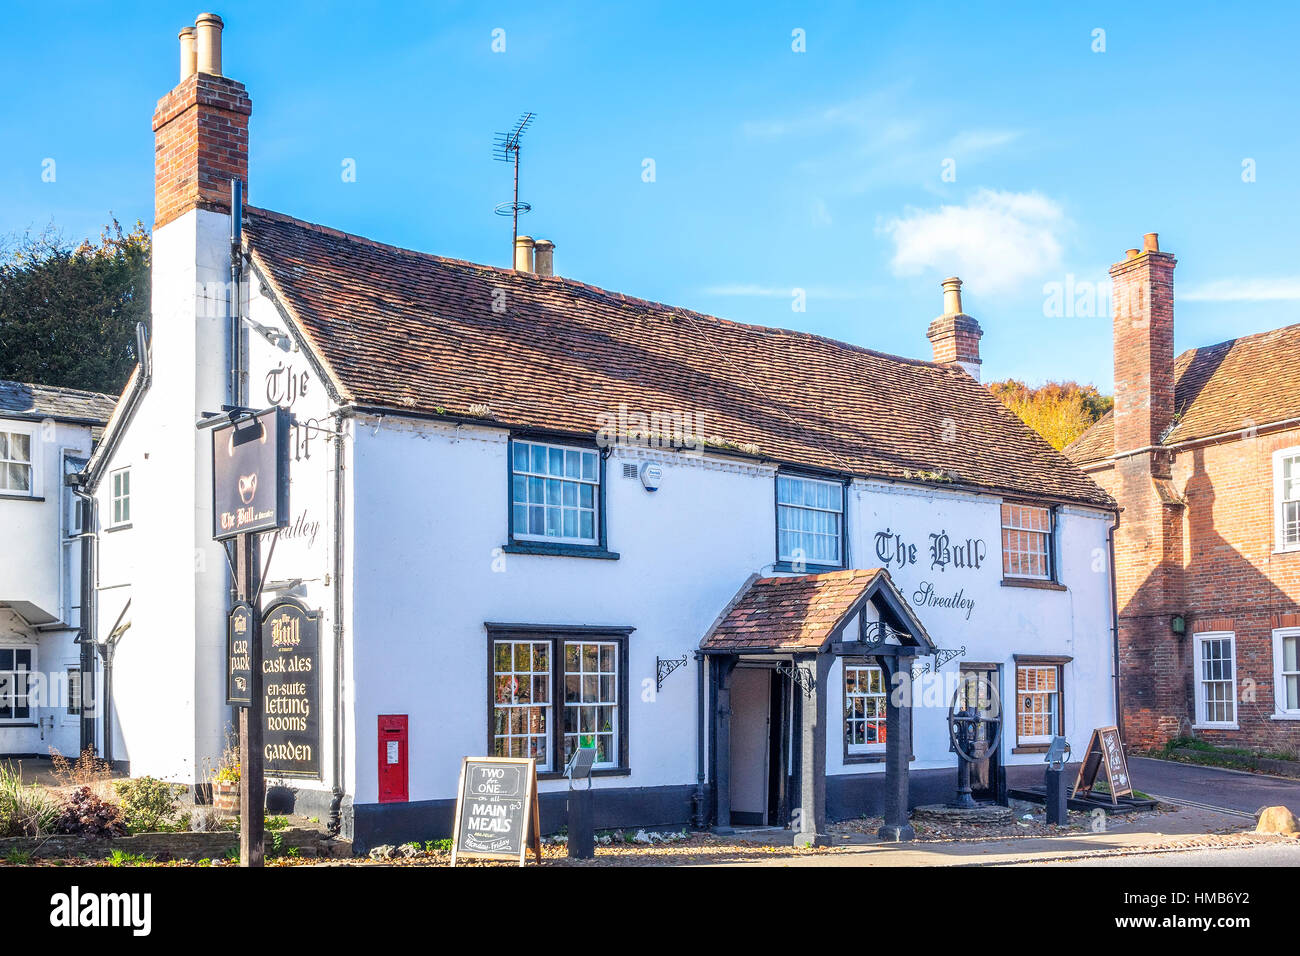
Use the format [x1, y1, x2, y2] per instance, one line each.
[510, 440, 600, 546]
[0, 429, 34, 496]
[777, 475, 844, 568]
[1001, 503, 1053, 580]
[1276, 449, 1300, 552]
[110, 467, 131, 527]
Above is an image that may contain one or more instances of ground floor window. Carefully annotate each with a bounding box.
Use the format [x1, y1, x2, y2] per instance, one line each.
[1194, 632, 1237, 727]
[844, 662, 887, 755]
[0, 647, 34, 721]
[66, 667, 82, 717]
[1015, 662, 1061, 745]
[488, 627, 630, 774]
[1273, 627, 1300, 717]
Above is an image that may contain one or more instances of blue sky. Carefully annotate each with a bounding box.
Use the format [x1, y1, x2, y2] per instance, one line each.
[2, 1, 1298, 390]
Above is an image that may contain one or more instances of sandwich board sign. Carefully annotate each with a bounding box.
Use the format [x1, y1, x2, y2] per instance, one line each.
[1072, 725, 1133, 805]
[450, 757, 542, 866]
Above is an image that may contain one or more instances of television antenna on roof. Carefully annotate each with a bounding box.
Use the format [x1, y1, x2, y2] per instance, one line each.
[493, 111, 535, 256]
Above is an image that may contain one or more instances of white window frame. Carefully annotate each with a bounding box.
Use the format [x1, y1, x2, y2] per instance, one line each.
[776, 474, 844, 568]
[1001, 502, 1054, 581]
[0, 422, 39, 498]
[844, 662, 887, 755]
[64, 664, 82, 725]
[1193, 631, 1238, 729]
[1274, 447, 1300, 553]
[562, 640, 620, 770]
[0, 644, 38, 724]
[109, 466, 131, 528]
[1272, 627, 1300, 719]
[1015, 663, 1061, 745]
[510, 439, 601, 546]
[491, 639, 553, 771]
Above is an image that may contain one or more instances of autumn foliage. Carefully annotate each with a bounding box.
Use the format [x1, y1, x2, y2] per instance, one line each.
[987, 379, 1112, 451]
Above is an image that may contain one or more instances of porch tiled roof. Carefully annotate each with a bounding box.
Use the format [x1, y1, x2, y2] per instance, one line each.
[242, 206, 1114, 509]
[700, 569, 884, 653]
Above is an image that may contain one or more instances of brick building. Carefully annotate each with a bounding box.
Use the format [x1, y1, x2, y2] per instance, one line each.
[1067, 234, 1300, 752]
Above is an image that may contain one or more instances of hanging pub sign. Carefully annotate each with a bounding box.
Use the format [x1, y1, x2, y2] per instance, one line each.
[1072, 725, 1133, 805]
[226, 603, 254, 706]
[211, 407, 290, 541]
[262, 598, 321, 779]
[450, 757, 542, 866]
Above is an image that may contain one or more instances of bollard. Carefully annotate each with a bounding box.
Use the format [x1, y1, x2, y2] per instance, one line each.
[567, 786, 595, 859]
[1045, 764, 1068, 825]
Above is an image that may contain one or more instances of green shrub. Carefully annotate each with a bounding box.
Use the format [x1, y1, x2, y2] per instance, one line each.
[0, 762, 57, 837]
[113, 777, 186, 834]
[3, 848, 33, 865]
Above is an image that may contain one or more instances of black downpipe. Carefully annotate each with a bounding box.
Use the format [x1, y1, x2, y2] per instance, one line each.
[1108, 513, 1123, 743]
[328, 411, 346, 835]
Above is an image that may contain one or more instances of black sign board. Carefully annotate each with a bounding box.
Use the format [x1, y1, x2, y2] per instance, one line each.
[1072, 725, 1133, 805]
[227, 603, 253, 706]
[261, 599, 321, 779]
[450, 757, 541, 866]
[212, 407, 290, 541]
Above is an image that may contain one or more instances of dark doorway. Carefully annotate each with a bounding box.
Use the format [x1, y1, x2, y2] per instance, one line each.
[767, 668, 790, 827]
[958, 663, 1005, 803]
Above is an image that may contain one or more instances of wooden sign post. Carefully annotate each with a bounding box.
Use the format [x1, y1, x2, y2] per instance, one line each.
[1072, 725, 1133, 805]
[450, 757, 542, 866]
[207, 406, 290, 868]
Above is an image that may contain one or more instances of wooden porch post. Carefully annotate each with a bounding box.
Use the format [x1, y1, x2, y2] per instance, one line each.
[793, 652, 832, 847]
[877, 651, 916, 842]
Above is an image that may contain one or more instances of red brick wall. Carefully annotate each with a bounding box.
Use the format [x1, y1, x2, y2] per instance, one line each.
[153, 73, 252, 229]
[1091, 426, 1300, 751]
[926, 314, 982, 365]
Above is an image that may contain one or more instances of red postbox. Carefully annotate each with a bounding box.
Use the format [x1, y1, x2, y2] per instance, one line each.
[377, 715, 408, 803]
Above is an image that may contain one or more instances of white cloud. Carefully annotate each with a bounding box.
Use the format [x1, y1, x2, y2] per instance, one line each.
[879, 189, 1067, 294]
[1181, 277, 1300, 302]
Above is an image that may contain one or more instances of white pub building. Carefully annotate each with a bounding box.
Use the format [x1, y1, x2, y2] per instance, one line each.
[76, 15, 1119, 850]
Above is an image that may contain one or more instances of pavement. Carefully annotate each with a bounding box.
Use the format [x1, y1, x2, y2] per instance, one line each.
[1060, 842, 1300, 867]
[705, 804, 1286, 866]
[1127, 756, 1300, 816]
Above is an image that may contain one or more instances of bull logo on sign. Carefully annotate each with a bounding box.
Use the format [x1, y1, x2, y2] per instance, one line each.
[238, 473, 258, 504]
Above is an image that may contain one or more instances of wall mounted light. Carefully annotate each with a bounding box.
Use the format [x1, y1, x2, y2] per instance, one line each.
[1170, 614, 1186, 636]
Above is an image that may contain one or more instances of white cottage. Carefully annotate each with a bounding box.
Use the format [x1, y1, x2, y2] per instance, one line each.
[79, 15, 1120, 849]
[0, 380, 115, 760]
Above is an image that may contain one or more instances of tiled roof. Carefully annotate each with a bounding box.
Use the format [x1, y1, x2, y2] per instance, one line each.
[700, 569, 883, 653]
[0, 379, 116, 426]
[1065, 323, 1300, 465]
[243, 207, 1113, 509]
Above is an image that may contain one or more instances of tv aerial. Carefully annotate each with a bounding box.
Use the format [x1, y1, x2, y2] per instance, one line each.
[493, 111, 535, 254]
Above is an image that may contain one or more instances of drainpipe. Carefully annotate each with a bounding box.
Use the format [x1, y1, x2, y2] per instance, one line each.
[1108, 513, 1124, 744]
[693, 651, 707, 829]
[72, 490, 96, 754]
[328, 409, 347, 835]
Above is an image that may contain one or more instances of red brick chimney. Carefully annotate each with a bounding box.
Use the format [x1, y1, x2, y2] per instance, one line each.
[1110, 233, 1176, 458]
[153, 13, 251, 229]
[927, 277, 983, 380]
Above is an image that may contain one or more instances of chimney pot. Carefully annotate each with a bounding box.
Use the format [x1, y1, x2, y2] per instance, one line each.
[179, 27, 197, 81]
[195, 12, 224, 76]
[1143, 232, 1159, 252]
[1125, 248, 1141, 260]
[533, 239, 555, 277]
[514, 235, 535, 273]
[941, 276, 963, 316]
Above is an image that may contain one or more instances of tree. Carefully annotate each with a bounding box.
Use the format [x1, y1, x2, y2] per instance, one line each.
[988, 379, 1113, 451]
[0, 219, 150, 395]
